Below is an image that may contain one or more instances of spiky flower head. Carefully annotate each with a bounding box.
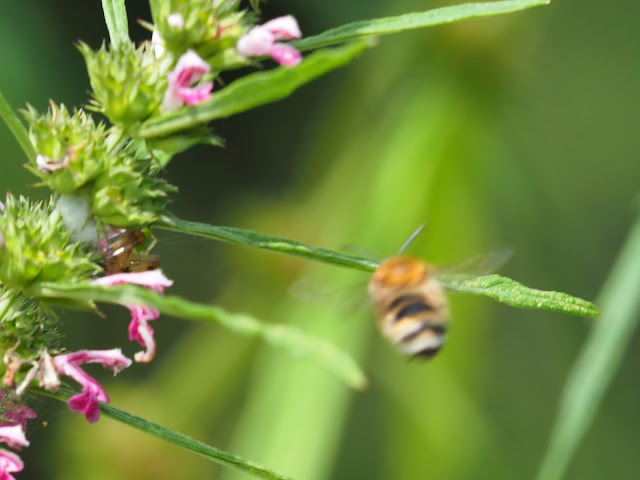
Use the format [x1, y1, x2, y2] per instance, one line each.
[0, 288, 61, 363]
[149, 0, 251, 61]
[23, 102, 109, 193]
[89, 150, 176, 227]
[78, 41, 167, 129]
[0, 195, 100, 289]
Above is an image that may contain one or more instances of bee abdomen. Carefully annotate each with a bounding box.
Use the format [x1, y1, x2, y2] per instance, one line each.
[386, 294, 447, 358]
[395, 302, 433, 322]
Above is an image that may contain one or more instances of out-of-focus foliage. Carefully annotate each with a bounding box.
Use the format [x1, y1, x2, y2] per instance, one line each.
[1, 0, 639, 479]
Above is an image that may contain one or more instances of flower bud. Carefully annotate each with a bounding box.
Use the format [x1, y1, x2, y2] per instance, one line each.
[78, 42, 167, 128]
[23, 103, 109, 193]
[89, 153, 176, 227]
[0, 289, 62, 366]
[150, 0, 248, 60]
[0, 195, 100, 289]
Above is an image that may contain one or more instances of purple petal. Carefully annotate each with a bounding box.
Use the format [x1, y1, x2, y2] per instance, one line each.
[237, 27, 274, 57]
[270, 43, 302, 67]
[261, 15, 302, 40]
[170, 50, 210, 87]
[128, 315, 157, 363]
[0, 449, 23, 480]
[54, 349, 132, 375]
[0, 426, 28, 450]
[92, 269, 173, 291]
[53, 349, 132, 422]
[67, 390, 101, 424]
[179, 82, 213, 105]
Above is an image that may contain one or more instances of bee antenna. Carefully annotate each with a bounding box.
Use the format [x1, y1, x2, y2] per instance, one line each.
[398, 224, 426, 254]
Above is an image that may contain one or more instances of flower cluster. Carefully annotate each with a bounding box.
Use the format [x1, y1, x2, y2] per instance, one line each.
[1, 2, 305, 478]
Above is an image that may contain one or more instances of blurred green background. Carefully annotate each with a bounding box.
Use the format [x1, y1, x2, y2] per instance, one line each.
[1, 0, 639, 479]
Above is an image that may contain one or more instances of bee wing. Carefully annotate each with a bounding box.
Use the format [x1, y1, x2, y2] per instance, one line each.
[287, 275, 370, 315]
[436, 248, 513, 277]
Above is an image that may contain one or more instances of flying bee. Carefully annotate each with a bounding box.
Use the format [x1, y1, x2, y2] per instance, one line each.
[368, 226, 508, 359]
[100, 229, 160, 274]
[369, 254, 448, 359]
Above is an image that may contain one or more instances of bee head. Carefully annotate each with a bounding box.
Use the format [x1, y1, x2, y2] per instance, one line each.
[369, 256, 429, 290]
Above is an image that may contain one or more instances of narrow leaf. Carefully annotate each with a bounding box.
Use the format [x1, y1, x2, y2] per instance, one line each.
[101, 0, 130, 47]
[536, 216, 640, 480]
[157, 217, 596, 318]
[135, 41, 371, 139]
[294, 0, 549, 51]
[0, 90, 35, 160]
[39, 388, 294, 480]
[441, 273, 600, 317]
[156, 217, 379, 272]
[29, 282, 368, 390]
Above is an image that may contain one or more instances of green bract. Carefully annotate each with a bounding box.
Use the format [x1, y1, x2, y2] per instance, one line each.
[0, 287, 60, 361]
[79, 41, 167, 129]
[149, 0, 250, 62]
[0, 195, 100, 289]
[90, 151, 176, 226]
[23, 103, 108, 193]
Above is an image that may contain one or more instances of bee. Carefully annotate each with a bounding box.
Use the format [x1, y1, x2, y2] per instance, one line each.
[368, 225, 448, 358]
[101, 229, 160, 274]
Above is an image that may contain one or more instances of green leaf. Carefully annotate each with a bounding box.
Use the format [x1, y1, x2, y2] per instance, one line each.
[536, 216, 640, 480]
[294, 0, 549, 51]
[0, 90, 35, 160]
[156, 217, 379, 272]
[157, 216, 598, 318]
[101, 0, 130, 47]
[135, 40, 371, 139]
[28, 282, 368, 390]
[38, 387, 295, 480]
[440, 273, 600, 317]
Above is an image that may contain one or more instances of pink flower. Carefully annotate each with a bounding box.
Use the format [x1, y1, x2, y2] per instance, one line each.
[0, 427, 28, 451]
[52, 349, 132, 423]
[92, 270, 173, 363]
[0, 391, 36, 432]
[0, 449, 23, 480]
[0, 393, 33, 480]
[237, 15, 302, 67]
[162, 50, 213, 110]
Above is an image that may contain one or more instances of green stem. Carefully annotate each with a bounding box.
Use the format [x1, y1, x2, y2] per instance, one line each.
[37, 387, 294, 480]
[0, 90, 34, 160]
[536, 214, 640, 480]
[293, 0, 549, 51]
[101, 0, 130, 47]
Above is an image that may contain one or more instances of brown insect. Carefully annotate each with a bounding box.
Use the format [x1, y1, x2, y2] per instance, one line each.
[368, 225, 448, 358]
[101, 229, 160, 274]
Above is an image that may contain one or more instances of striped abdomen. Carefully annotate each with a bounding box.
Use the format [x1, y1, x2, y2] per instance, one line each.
[380, 289, 448, 358]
